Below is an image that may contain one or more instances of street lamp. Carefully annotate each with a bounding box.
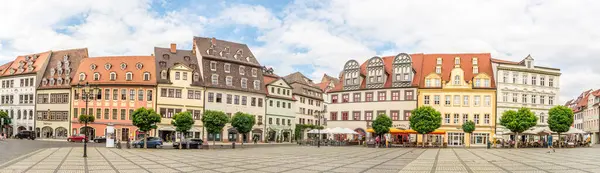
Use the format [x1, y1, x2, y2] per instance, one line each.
[76, 82, 99, 158]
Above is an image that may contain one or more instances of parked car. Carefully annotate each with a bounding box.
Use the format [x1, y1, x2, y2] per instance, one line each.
[93, 136, 106, 143]
[67, 134, 88, 142]
[133, 137, 163, 148]
[173, 138, 204, 149]
[15, 131, 35, 140]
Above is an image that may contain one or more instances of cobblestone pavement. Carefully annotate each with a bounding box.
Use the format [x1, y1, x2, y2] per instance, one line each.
[0, 139, 104, 164]
[2, 146, 600, 173]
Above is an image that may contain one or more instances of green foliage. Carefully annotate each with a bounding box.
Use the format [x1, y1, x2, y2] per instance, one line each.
[0, 111, 7, 119]
[462, 120, 476, 133]
[202, 110, 229, 135]
[78, 114, 95, 123]
[231, 112, 256, 134]
[0, 110, 8, 125]
[409, 106, 442, 134]
[132, 107, 162, 132]
[500, 107, 538, 133]
[372, 114, 393, 136]
[294, 124, 324, 140]
[548, 105, 574, 133]
[172, 111, 195, 133]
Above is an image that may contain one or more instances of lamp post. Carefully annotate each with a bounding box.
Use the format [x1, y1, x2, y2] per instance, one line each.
[76, 82, 99, 158]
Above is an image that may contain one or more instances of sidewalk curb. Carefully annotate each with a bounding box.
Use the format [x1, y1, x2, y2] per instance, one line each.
[0, 148, 44, 169]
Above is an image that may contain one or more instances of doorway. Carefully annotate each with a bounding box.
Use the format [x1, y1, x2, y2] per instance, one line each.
[448, 132, 464, 146]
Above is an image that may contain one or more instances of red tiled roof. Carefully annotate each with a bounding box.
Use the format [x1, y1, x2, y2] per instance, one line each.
[263, 75, 296, 101]
[1, 51, 52, 76]
[0, 61, 14, 74]
[314, 81, 330, 91]
[419, 53, 495, 88]
[71, 56, 157, 86]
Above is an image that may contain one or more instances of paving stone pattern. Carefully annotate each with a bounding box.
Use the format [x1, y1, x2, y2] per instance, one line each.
[2, 146, 600, 173]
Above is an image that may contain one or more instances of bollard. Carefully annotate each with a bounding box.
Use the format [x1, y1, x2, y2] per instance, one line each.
[232, 142, 236, 149]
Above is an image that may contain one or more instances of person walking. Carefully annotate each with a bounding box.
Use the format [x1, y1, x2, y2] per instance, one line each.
[547, 135, 555, 153]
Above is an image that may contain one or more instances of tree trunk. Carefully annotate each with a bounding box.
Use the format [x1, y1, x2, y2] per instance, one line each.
[241, 133, 245, 147]
[179, 132, 182, 149]
[515, 132, 519, 149]
[422, 134, 426, 148]
[467, 133, 470, 148]
[558, 133, 561, 148]
[144, 132, 148, 149]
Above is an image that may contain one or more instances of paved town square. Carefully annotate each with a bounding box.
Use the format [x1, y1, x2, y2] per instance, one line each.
[1, 145, 600, 173]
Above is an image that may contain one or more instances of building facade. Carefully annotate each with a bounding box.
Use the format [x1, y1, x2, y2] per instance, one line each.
[584, 90, 600, 144]
[193, 37, 266, 143]
[492, 55, 561, 135]
[263, 69, 296, 142]
[327, 53, 420, 138]
[0, 51, 53, 136]
[35, 48, 88, 139]
[283, 72, 325, 140]
[154, 44, 204, 142]
[70, 56, 157, 141]
[417, 53, 496, 147]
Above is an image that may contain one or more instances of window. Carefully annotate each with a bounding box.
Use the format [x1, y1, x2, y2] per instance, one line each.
[462, 114, 468, 124]
[234, 95, 239, 105]
[129, 89, 135, 101]
[502, 93, 508, 102]
[252, 68, 257, 77]
[473, 58, 478, 65]
[241, 96, 247, 105]
[342, 94, 349, 103]
[503, 72, 508, 83]
[253, 80, 260, 90]
[104, 89, 110, 100]
[93, 73, 100, 81]
[540, 95, 545, 105]
[522, 94, 527, 103]
[549, 77, 554, 87]
[353, 112, 361, 120]
[126, 72, 132, 81]
[104, 108, 109, 119]
[366, 92, 373, 102]
[391, 111, 399, 121]
[239, 66, 245, 75]
[484, 114, 490, 124]
[445, 95, 451, 105]
[188, 90, 194, 99]
[147, 90, 153, 101]
[175, 72, 180, 80]
[378, 92, 386, 101]
[513, 93, 518, 103]
[425, 79, 431, 87]
[455, 58, 460, 65]
[241, 78, 247, 88]
[208, 92, 214, 102]
[251, 97, 256, 106]
[210, 61, 217, 71]
[434, 95, 440, 105]
[424, 95, 430, 105]
[79, 73, 86, 81]
[454, 114, 459, 124]
[226, 76, 232, 86]
[484, 96, 491, 106]
[549, 96, 554, 105]
[121, 109, 126, 120]
[444, 114, 450, 124]
[342, 112, 349, 120]
[365, 111, 373, 121]
[353, 93, 361, 102]
[474, 114, 480, 124]
[532, 76, 537, 85]
[110, 72, 116, 81]
[405, 90, 414, 100]
[436, 58, 442, 65]
[474, 96, 481, 106]
[463, 96, 469, 106]
[216, 94, 222, 103]
[435, 66, 441, 74]
[391, 91, 400, 101]
[531, 95, 536, 104]
[453, 75, 460, 85]
[211, 74, 218, 85]
[330, 112, 338, 121]
[331, 95, 338, 103]
[471, 133, 489, 145]
[473, 66, 478, 74]
[513, 73, 518, 83]
[138, 89, 143, 101]
[113, 89, 118, 100]
[121, 89, 127, 100]
[226, 94, 232, 104]
[182, 72, 187, 80]
[404, 111, 411, 120]
[73, 108, 78, 118]
[258, 98, 263, 107]
[224, 63, 230, 73]
[112, 109, 117, 120]
[540, 76, 545, 86]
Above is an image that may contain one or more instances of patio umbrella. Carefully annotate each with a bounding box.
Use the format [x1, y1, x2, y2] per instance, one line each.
[342, 128, 358, 134]
[564, 127, 587, 135]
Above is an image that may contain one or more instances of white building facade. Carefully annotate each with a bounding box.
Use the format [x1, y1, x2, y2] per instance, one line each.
[492, 55, 561, 134]
[264, 72, 296, 142]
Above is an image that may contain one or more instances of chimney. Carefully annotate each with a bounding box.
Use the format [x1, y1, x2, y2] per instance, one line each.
[170, 43, 177, 53]
[211, 37, 216, 45]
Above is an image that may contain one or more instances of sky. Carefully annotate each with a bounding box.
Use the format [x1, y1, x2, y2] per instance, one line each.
[0, 0, 598, 103]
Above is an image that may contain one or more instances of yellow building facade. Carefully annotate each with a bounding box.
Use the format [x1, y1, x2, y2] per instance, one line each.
[416, 54, 496, 147]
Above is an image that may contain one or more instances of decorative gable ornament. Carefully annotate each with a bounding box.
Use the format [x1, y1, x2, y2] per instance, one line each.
[136, 62, 143, 70]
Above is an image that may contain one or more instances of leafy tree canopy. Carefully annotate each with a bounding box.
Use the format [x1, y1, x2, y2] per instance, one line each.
[410, 106, 442, 134]
[231, 112, 256, 134]
[78, 114, 95, 123]
[0, 111, 7, 119]
[500, 107, 537, 133]
[372, 114, 392, 135]
[172, 111, 195, 132]
[202, 110, 229, 134]
[132, 107, 162, 132]
[462, 120, 476, 133]
[548, 105, 574, 133]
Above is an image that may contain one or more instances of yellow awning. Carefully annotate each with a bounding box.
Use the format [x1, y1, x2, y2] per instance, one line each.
[366, 128, 404, 133]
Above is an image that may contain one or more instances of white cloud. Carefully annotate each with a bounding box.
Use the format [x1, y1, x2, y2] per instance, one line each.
[216, 0, 600, 103]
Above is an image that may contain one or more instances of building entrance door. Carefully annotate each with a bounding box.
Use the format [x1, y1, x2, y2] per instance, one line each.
[448, 132, 464, 146]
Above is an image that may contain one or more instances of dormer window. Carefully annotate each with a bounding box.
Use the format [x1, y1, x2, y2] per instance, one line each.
[162, 54, 170, 59]
[136, 63, 143, 70]
[253, 80, 260, 90]
[105, 63, 112, 70]
[110, 72, 117, 81]
[42, 78, 48, 86]
[226, 76, 233, 86]
[57, 69, 63, 75]
[210, 61, 217, 71]
[252, 68, 257, 77]
[193, 72, 200, 81]
[454, 75, 460, 85]
[65, 68, 71, 75]
[65, 77, 70, 84]
[454, 57, 460, 65]
[126, 72, 133, 81]
[160, 70, 167, 79]
[184, 56, 191, 61]
[472, 58, 478, 65]
[435, 66, 441, 74]
[50, 68, 55, 76]
[473, 66, 479, 74]
[436, 58, 442, 65]
[49, 78, 55, 85]
[143, 72, 150, 81]
[224, 63, 230, 73]
[93, 73, 100, 81]
[90, 64, 97, 70]
[159, 61, 167, 68]
[234, 49, 243, 59]
[211, 74, 218, 85]
[79, 73, 86, 81]
[56, 61, 62, 68]
[120, 63, 127, 70]
[57, 78, 63, 85]
[239, 66, 245, 75]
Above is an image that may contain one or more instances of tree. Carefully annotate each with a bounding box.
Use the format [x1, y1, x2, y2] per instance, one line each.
[548, 105, 574, 148]
[202, 110, 229, 145]
[0, 111, 8, 136]
[230, 112, 256, 146]
[132, 107, 162, 149]
[500, 107, 537, 148]
[78, 114, 95, 139]
[410, 106, 442, 147]
[372, 114, 392, 147]
[172, 111, 195, 149]
[462, 120, 476, 148]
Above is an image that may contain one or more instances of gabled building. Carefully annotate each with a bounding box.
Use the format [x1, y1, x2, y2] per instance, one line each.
[153, 44, 205, 142]
[584, 90, 600, 144]
[0, 51, 53, 136]
[35, 48, 88, 139]
[70, 56, 157, 141]
[193, 37, 266, 143]
[417, 53, 496, 147]
[283, 72, 325, 138]
[263, 68, 295, 142]
[327, 53, 420, 139]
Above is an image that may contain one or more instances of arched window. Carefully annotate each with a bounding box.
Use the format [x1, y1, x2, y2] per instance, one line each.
[193, 72, 200, 82]
[126, 72, 133, 81]
[160, 70, 167, 79]
[94, 73, 100, 81]
[143, 72, 150, 81]
[211, 74, 218, 85]
[79, 73, 86, 81]
[454, 75, 460, 85]
[110, 72, 117, 81]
